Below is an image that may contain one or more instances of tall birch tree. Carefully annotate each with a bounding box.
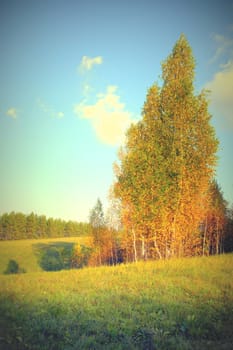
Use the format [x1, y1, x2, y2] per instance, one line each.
[114, 34, 219, 259]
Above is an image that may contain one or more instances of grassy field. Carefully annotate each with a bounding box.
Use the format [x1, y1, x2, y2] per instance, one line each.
[0, 237, 88, 274]
[0, 247, 232, 350]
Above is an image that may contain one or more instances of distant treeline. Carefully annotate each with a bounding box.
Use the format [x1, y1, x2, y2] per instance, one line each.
[0, 212, 91, 240]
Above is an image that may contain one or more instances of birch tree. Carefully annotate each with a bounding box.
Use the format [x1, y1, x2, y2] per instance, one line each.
[114, 34, 219, 259]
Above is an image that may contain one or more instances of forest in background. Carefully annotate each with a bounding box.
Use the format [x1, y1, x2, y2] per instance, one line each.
[0, 211, 91, 240]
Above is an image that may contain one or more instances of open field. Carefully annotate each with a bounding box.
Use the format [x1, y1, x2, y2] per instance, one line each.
[0, 252, 232, 349]
[0, 237, 88, 274]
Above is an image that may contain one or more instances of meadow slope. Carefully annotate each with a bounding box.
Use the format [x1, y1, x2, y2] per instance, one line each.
[0, 252, 232, 349]
[0, 237, 88, 274]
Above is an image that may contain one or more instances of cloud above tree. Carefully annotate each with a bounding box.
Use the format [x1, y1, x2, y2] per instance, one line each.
[74, 85, 136, 146]
[75, 56, 137, 146]
[206, 61, 233, 128]
[206, 32, 233, 128]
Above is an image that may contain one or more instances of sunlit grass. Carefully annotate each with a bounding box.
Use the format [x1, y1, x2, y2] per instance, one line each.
[0, 253, 232, 349]
[0, 236, 88, 274]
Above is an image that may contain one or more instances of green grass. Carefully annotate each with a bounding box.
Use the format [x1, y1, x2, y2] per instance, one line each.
[0, 251, 232, 349]
[0, 237, 88, 274]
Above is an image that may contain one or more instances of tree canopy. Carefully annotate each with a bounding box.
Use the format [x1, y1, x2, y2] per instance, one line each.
[0, 212, 91, 240]
[114, 34, 219, 259]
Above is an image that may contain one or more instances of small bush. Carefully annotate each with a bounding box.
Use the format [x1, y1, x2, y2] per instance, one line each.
[4, 259, 26, 274]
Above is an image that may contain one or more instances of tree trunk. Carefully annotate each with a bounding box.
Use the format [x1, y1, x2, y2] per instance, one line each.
[132, 228, 138, 262]
[110, 241, 114, 265]
[141, 235, 145, 260]
[99, 247, 102, 265]
[216, 218, 219, 254]
[154, 233, 162, 259]
[202, 217, 208, 256]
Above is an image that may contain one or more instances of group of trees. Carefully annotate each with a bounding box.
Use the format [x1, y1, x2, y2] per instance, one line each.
[0, 212, 91, 240]
[86, 195, 233, 267]
[111, 35, 232, 261]
[88, 198, 122, 266]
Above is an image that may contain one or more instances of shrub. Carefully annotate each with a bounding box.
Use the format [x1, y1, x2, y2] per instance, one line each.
[4, 259, 26, 274]
[40, 248, 64, 271]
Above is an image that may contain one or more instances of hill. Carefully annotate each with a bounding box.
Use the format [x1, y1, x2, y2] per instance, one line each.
[0, 236, 88, 274]
[0, 253, 232, 349]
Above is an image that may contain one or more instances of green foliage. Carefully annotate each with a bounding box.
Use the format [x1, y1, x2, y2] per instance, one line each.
[114, 35, 219, 260]
[40, 248, 64, 271]
[71, 243, 92, 268]
[4, 259, 26, 274]
[0, 237, 90, 274]
[203, 180, 228, 255]
[89, 198, 105, 229]
[36, 241, 94, 271]
[4, 259, 19, 274]
[0, 211, 91, 240]
[0, 254, 232, 349]
[89, 199, 107, 265]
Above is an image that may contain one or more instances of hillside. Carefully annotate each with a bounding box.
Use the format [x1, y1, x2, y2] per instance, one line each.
[0, 253, 232, 349]
[0, 237, 88, 274]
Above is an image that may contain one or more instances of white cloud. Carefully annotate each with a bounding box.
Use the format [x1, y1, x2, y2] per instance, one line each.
[206, 61, 233, 128]
[6, 107, 18, 119]
[74, 85, 136, 145]
[206, 31, 233, 128]
[78, 56, 103, 73]
[37, 98, 64, 119]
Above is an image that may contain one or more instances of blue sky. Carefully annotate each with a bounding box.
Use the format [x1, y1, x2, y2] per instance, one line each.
[1, 0, 233, 222]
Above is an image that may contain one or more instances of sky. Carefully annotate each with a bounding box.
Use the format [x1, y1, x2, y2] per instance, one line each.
[1, 0, 233, 222]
